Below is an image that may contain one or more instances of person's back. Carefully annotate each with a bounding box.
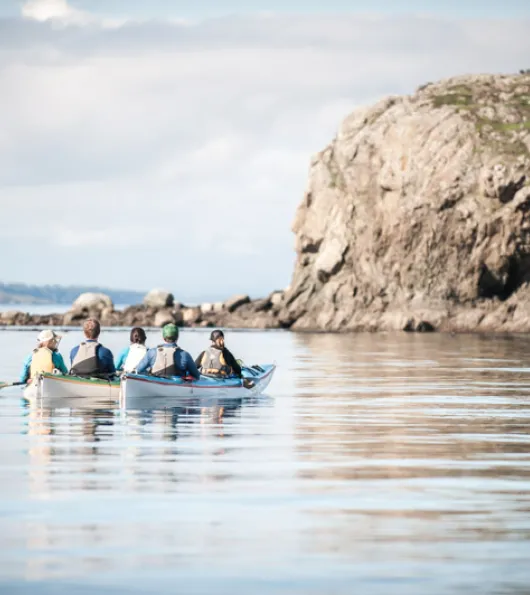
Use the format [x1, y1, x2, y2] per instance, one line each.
[199, 345, 232, 377]
[70, 318, 115, 378]
[150, 343, 182, 377]
[196, 330, 242, 378]
[115, 327, 148, 373]
[135, 324, 200, 380]
[30, 346, 55, 378]
[19, 330, 68, 384]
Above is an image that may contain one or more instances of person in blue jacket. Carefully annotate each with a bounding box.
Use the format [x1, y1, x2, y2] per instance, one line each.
[135, 323, 200, 379]
[70, 318, 115, 377]
[20, 329, 68, 383]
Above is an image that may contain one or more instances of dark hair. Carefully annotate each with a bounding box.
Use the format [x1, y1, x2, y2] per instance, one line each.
[130, 327, 147, 345]
[210, 329, 224, 342]
[83, 318, 101, 339]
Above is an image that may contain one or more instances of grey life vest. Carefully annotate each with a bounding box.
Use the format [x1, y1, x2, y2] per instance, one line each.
[200, 347, 231, 377]
[150, 346, 183, 377]
[71, 342, 101, 377]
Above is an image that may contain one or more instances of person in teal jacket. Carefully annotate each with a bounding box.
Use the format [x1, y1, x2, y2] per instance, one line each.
[19, 329, 69, 383]
[115, 327, 148, 372]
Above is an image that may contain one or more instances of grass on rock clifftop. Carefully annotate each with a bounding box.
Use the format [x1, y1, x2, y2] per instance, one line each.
[430, 77, 530, 157]
[432, 84, 474, 108]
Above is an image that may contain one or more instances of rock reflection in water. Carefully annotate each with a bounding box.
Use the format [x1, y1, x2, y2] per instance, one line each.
[291, 332, 530, 564]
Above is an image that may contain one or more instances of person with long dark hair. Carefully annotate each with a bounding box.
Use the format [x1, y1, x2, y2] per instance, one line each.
[115, 327, 148, 373]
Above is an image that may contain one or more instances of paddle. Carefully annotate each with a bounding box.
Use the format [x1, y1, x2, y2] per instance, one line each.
[0, 381, 25, 390]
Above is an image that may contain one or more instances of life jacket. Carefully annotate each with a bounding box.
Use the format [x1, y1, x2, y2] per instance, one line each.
[29, 347, 55, 380]
[123, 344, 148, 373]
[200, 346, 232, 377]
[150, 346, 184, 378]
[70, 342, 101, 377]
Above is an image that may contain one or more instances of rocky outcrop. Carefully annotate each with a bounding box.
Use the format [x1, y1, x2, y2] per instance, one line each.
[277, 73, 530, 332]
[62, 292, 115, 326]
[72, 292, 113, 312]
[224, 294, 250, 312]
[143, 289, 174, 309]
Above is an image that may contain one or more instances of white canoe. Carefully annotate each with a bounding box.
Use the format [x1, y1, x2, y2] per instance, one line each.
[121, 364, 276, 407]
[23, 372, 120, 404]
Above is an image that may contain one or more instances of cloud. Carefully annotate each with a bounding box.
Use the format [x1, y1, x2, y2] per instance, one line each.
[0, 5, 529, 298]
[21, 0, 92, 25]
[21, 0, 129, 28]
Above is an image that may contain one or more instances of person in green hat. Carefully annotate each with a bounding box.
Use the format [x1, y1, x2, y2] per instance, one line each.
[134, 323, 200, 379]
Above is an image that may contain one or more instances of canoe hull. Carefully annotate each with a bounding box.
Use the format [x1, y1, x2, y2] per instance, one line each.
[121, 364, 276, 406]
[22, 365, 276, 408]
[24, 373, 120, 403]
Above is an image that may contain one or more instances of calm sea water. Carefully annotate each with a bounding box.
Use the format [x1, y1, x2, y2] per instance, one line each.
[0, 328, 529, 594]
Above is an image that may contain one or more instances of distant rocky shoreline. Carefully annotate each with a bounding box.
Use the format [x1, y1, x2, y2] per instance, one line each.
[0, 290, 287, 330]
[5, 287, 530, 335]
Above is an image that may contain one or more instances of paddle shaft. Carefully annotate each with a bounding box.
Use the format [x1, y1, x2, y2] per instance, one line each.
[0, 381, 25, 390]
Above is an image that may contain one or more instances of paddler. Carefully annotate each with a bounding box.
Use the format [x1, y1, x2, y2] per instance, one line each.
[135, 323, 200, 380]
[19, 329, 68, 384]
[70, 318, 116, 378]
[195, 329, 254, 388]
[195, 329, 242, 378]
[115, 327, 148, 373]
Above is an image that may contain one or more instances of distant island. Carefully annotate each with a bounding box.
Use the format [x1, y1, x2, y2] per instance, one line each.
[0, 282, 144, 305]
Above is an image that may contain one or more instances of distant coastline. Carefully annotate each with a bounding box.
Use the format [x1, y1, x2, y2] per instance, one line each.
[0, 303, 131, 315]
[0, 283, 144, 305]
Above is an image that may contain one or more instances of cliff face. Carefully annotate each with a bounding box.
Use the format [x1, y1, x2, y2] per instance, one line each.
[279, 73, 530, 332]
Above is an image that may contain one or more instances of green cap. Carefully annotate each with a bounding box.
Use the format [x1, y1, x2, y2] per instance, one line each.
[162, 323, 179, 340]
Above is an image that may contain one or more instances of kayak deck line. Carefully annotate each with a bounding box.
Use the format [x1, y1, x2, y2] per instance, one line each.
[40, 373, 119, 386]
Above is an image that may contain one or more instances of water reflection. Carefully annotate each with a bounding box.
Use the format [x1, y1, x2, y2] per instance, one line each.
[290, 332, 530, 560]
[2, 331, 530, 594]
[292, 333, 530, 468]
[15, 394, 254, 584]
[22, 395, 246, 495]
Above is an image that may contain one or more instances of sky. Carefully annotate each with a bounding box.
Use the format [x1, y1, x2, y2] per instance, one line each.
[0, 1, 529, 302]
